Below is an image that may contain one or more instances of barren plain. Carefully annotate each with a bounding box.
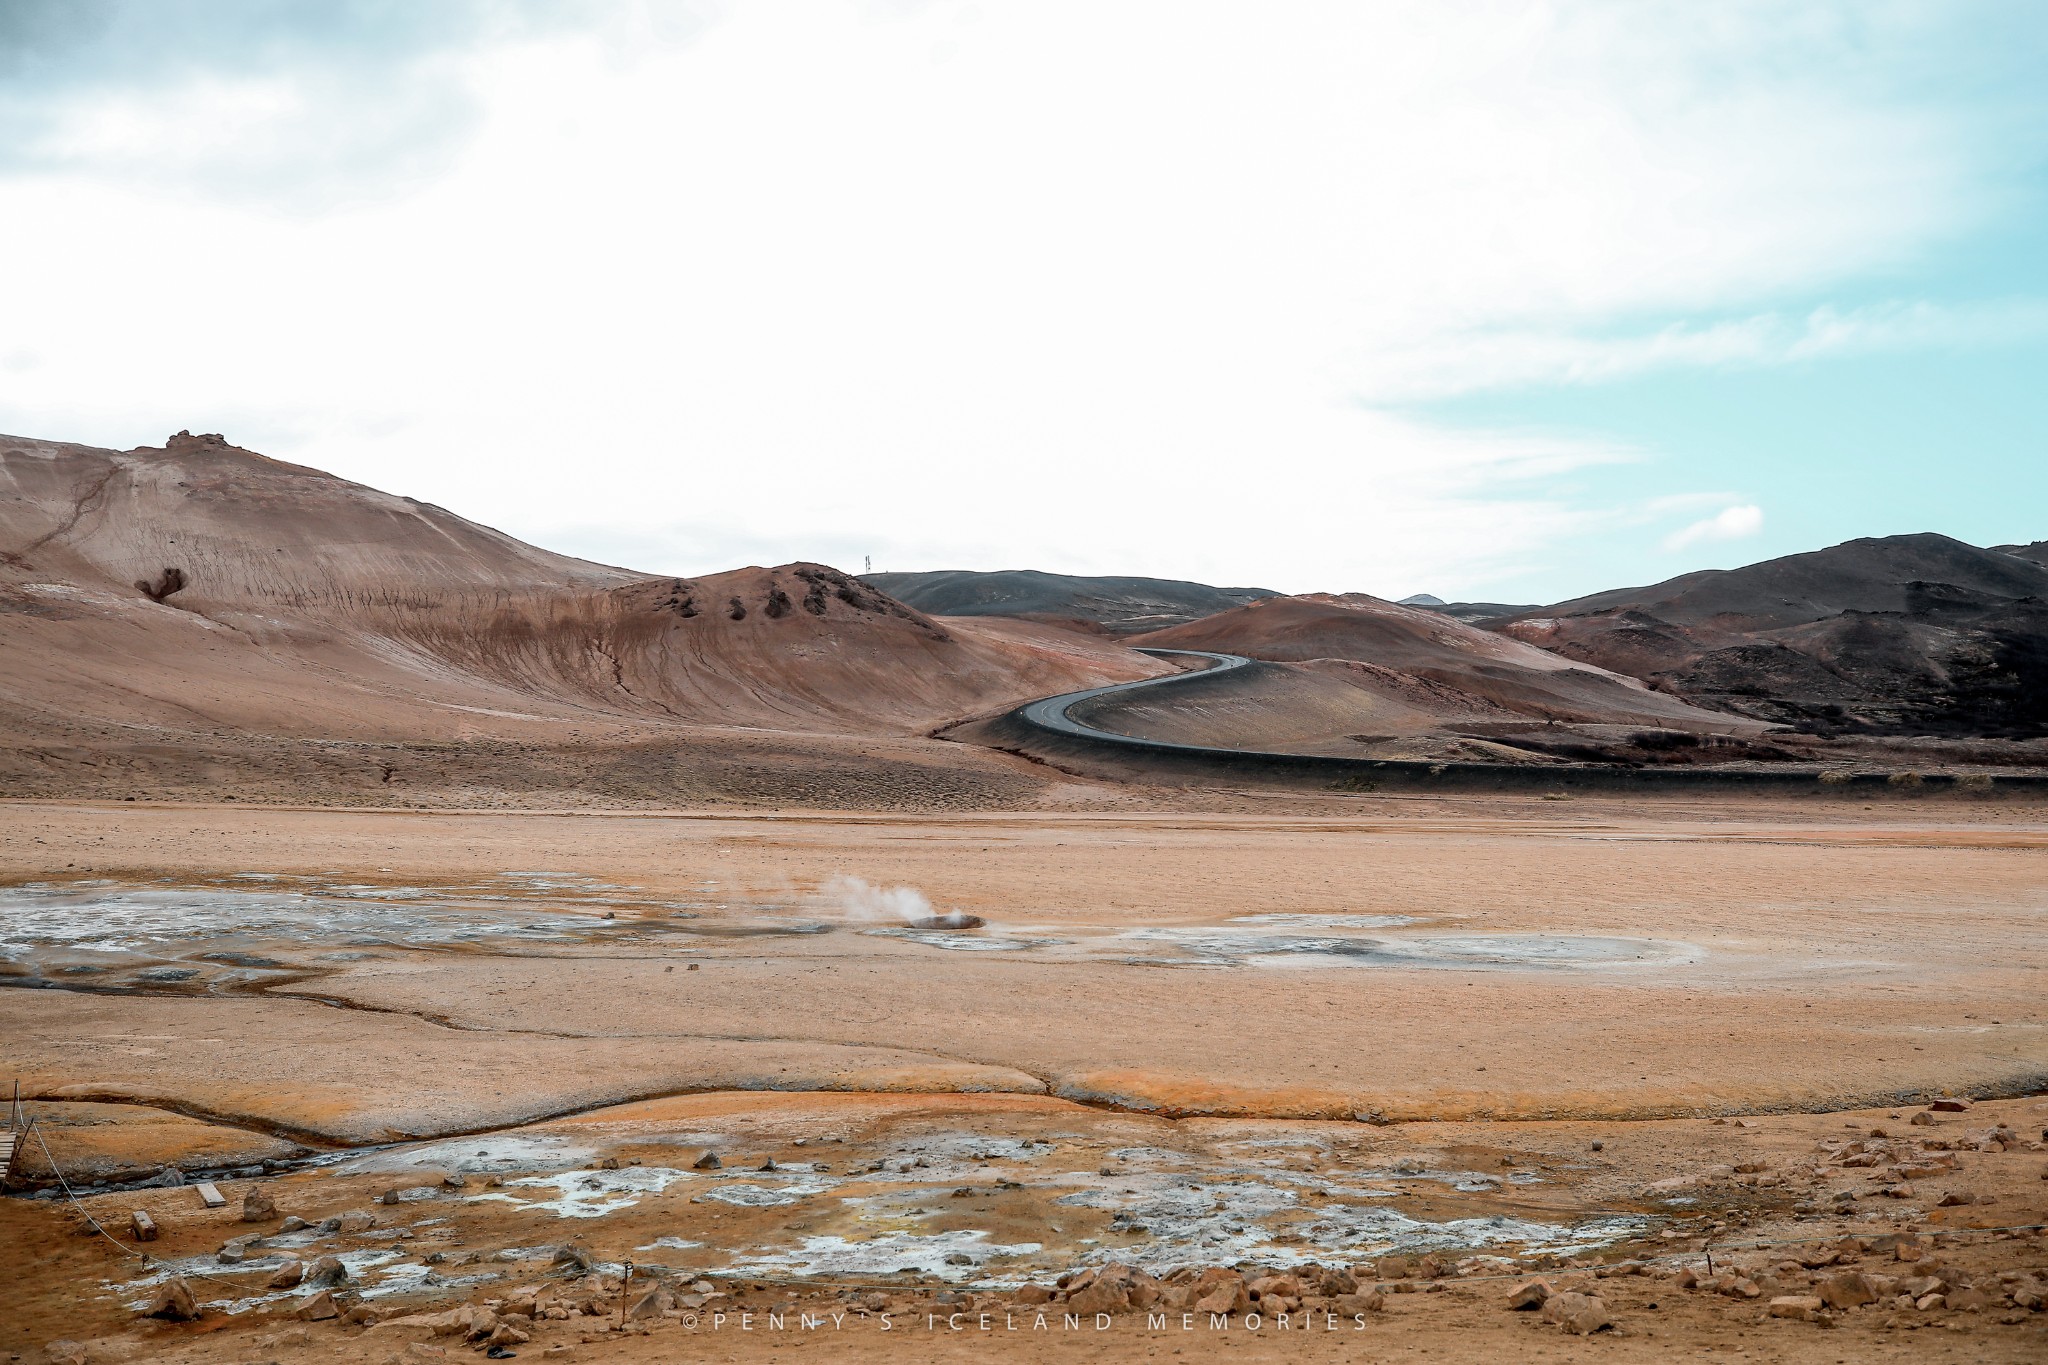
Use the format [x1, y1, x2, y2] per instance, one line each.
[4, 793, 2046, 1363]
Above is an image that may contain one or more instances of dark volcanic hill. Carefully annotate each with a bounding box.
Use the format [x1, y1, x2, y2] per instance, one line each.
[1996, 540, 2048, 567]
[1496, 533, 2048, 737]
[862, 569, 1276, 634]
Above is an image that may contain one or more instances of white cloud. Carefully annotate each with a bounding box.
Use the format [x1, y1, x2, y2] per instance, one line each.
[1356, 299, 2048, 400]
[1664, 504, 1765, 551]
[0, 1, 2036, 596]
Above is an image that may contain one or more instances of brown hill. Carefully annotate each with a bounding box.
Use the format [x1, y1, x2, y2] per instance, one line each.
[1497, 534, 2048, 737]
[1113, 591, 1764, 762]
[0, 432, 1163, 805]
[862, 569, 1276, 633]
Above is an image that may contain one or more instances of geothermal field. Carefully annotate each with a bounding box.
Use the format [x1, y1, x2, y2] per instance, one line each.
[3, 433, 2047, 1364]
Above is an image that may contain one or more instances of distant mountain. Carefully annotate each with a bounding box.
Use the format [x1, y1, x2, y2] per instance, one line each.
[1429, 600, 1540, 624]
[1495, 533, 2048, 737]
[1995, 540, 2048, 567]
[862, 569, 1277, 634]
[1396, 592, 1445, 607]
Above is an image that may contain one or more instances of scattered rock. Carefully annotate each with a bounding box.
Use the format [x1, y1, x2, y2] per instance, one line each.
[692, 1151, 721, 1171]
[1509, 1279, 1553, 1310]
[626, 1287, 673, 1321]
[1541, 1291, 1611, 1334]
[1818, 1273, 1879, 1309]
[552, 1243, 596, 1274]
[1929, 1098, 1973, 1112]
[335, 1209, 375, 1233]
[217, 1234, 262, 1264]
[296, 1290, 339, 1321]
[42, 1341, 89, 1365]
[241, 1188, 277, 1222]
[268, 1258, 305, 1288]
[1190, 1267, 1250, 1315]
[1910, 1111, 1936, 1126]
[1769, 1294, 1826, 1322]
[145, 1278, 200, 1321]
[303, 1255, 348, 1286]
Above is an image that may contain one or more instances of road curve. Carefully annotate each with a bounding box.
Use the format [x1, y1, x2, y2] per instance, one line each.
[1017, 648, 1251, 743]
[998, 647, 2048, 795]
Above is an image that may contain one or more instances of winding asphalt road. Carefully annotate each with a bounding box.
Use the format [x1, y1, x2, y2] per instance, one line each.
[1003, 646, 2048, 793]
[1017, 648, 1251, 749]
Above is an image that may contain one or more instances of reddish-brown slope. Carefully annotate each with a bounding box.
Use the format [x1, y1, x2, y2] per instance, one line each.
[1133, 592, 1745, 729]
[0, 433, 1164, 755]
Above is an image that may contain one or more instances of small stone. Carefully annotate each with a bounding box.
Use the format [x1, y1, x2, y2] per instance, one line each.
[692, 1151, 721, 1171]
[278, 1215, 309, 1232]
[625, 1287, 673, 1321]
[335, 1209, 375, 1232]
[441, 1171, 467, 1189]
[297, 1289, 339, 1321]
[1541, 1291, 1611, 1334]
[268, 1258, 305, 1288]
[146, 1278, 201, 1320]
[43, 1341, 90, 1365]
[241, 1188, 277, 1222]
[1928, 1098, 1973, 1112]
[1910, 1111, 1935, 1126]
[1937, 1191, 1977, 1206]
[217, 1234, 262, 1264]
[303, 1254, 348, 1286]
[1770, 1295, 1826, 1321]
[1190, 1268, 1250, 1314]
[1508, 1279, 1552, 1310]
[1818, 1273, 1878, 1309]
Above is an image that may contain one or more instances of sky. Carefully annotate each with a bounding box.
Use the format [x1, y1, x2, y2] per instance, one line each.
[1, 0, 2044, 603]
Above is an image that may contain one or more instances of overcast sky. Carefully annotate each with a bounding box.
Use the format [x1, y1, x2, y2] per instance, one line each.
[3, 0, 2044, 601]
